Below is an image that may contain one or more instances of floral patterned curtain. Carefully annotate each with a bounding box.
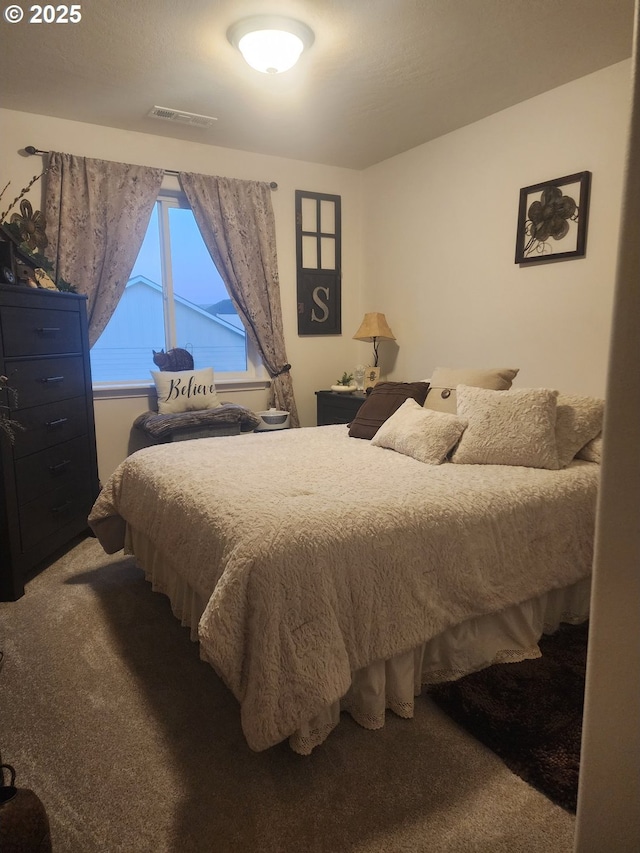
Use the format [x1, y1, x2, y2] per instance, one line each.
[179, 172, 299, 427]
[44, 152, 164, 346]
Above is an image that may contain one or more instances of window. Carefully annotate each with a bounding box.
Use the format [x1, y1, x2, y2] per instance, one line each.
[90, 193, 263, 385]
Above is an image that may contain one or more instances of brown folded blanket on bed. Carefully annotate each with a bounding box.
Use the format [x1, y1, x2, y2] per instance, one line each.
[134, 403, 260, 440]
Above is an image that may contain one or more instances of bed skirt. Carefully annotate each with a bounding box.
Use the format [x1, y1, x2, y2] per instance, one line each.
[125, 526, 591, 755]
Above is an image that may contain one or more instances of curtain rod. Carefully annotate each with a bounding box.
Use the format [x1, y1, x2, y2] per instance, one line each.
[23, 146, 278, 189]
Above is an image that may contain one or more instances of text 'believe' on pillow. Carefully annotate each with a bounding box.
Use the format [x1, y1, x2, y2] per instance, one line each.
[151, 367, 221, 415]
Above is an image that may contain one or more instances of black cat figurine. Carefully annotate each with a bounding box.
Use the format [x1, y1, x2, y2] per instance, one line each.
[152, 348, 194, 372]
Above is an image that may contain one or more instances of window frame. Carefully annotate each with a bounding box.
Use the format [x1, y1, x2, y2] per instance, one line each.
[91, 188, 266, 392]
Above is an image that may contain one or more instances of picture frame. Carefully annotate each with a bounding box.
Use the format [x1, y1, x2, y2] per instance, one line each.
[363, 366, 380, 391]
[515, 171, 591, 264]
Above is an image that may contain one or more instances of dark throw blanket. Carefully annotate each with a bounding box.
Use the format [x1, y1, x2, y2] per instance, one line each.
[428, 621, 588, 812]
[134, 403, 260, 441]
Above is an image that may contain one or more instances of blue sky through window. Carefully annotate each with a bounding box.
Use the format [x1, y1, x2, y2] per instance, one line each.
[131, 205, 229, 307]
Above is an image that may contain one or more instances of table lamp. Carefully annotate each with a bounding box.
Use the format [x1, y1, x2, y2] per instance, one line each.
[353, 313, 396, 367]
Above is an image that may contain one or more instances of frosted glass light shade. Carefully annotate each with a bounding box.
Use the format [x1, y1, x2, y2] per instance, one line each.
[228, 16, 314, 74]
[238, 30, 303, 73]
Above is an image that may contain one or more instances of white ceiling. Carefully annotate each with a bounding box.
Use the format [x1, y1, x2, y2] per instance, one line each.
[1, 0, 634, 170]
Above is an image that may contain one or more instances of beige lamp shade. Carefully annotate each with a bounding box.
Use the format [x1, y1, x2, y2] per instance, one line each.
[353, 312, 396, 366]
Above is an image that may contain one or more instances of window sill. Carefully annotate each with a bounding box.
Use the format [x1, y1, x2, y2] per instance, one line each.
[92, 379, 270, 400]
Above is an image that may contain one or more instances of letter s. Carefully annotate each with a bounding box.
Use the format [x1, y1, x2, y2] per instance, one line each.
[311, 287, 330, 323]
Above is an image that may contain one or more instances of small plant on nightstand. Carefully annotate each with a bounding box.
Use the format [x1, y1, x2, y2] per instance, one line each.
[330, 371, 357, 394]
[335, 371, 354, 386]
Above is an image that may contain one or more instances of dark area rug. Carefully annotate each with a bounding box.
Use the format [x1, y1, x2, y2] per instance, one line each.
[428, 621, 588, 813]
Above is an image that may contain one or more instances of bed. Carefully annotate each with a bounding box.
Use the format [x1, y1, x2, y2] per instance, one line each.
[89, 380, 601, 754]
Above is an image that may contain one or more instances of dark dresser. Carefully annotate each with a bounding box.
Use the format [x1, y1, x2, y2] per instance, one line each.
[0, 284, 99, 600]
[315, 390, 367, 425]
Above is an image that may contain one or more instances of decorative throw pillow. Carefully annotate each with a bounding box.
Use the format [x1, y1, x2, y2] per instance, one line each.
[424, 367, 519, 414]
[348, 381, 430, 440]
[371, 399, 467, 464]
[151, 367, 220, 415]
[555, 394, 605, 468]
[452, 385, 560, 469]
[576, 433, 603, 463]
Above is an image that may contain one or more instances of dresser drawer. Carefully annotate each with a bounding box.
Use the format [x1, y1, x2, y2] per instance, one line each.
[11, 397, 89, 458]
[18, 481, 94, 550]
[1, 306, 82, 356]
[15, 436, 91, 505]
[5, 355, 87, 409]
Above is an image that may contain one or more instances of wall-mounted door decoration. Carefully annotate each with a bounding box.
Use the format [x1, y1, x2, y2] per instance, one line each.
[295, 190, 341, 335]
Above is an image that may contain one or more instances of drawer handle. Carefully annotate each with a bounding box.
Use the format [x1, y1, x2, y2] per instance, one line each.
[51, 500, 73, 514]
[49, 459, 71, 475]
[40, 375, 65, 384]
[36, 327, 61, 334]
[45, 417, 68, 429]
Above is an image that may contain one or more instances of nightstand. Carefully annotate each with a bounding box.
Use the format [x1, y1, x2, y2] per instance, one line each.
[315, 390, 367, 426]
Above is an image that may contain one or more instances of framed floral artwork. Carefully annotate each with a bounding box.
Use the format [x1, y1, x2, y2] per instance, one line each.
[515, 171, 591, 264]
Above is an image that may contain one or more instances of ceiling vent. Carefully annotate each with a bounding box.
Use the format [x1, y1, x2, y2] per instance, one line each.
[147, 106, 218, 128]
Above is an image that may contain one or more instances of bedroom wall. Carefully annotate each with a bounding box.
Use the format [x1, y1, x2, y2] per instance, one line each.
[0, 109, 364, 481]
[361, 60, 632, 397]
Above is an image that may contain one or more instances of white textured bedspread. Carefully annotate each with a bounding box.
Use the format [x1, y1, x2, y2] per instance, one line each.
[89, 425, 598, 751]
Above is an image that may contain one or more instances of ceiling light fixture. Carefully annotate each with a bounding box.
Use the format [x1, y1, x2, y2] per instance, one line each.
[227, 15, 314, 74]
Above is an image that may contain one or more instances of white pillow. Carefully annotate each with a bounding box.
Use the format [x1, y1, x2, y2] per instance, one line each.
[371, 398, 467, 465]
[151, 367, 220, 415]
[576, 433, 603, 463]
[555, 394, 605, 468]
[424, 367, 519, 414]
[452, 385, 559, 469]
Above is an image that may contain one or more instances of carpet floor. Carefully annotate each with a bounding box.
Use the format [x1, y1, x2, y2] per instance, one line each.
[0, 536, 578, 852]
